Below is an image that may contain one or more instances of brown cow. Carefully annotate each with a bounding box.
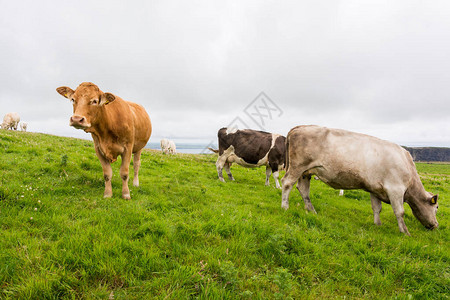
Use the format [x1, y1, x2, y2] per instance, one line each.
[281, 125, 438, 235]
[57, 82, 152, 199]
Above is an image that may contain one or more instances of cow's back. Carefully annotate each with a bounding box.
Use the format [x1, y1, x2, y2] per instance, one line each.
[3, 112, 19, 123]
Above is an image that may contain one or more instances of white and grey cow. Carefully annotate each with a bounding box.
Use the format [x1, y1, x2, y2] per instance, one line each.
[161, 138, 176, 155]
[282, 125, 439, 235]
[1, 112, 20, 130]
[20, 122, 28, 132]
[160, 139, 170, 154]
[168, 140, 176, 154]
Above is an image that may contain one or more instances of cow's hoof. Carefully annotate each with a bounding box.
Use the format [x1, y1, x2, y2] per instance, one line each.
[103, 193, 112, 198]
[305, 204, 317, 214]
[400, 228, 411, 236]
[281, 203, 289, 210]
[133, 180, 139, 187]
[122, 193, 131, 200]
[219, 178, 225, 183]
[305, 208, 317, 214]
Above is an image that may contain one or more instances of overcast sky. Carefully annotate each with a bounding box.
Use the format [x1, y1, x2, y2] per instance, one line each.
[1, 0, 449, 146]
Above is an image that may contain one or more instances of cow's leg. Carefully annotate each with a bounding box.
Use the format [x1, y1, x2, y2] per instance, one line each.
[268, 163, 282, 189]
[215, 154, 228, 182]
[217, 147, 235, 182]
[281, 170, 302, 210]
[297, 175, 316, 213]
[273, 170, 281, 189]
[94, 147, 113, 198]
[370, 193, 382, 226]
[388, 191, 410, 235]
[265, 166, 272, 186]
[133, 150, 142, 187]
[120, 149, 133, 200]
[224, 162, 234, 181]
[270, 164, 281, 189]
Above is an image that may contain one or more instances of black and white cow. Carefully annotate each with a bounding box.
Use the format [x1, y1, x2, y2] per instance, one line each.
[216, 127, 286, 188]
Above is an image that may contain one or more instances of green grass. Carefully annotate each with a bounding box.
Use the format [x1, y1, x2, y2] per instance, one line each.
[0, 130, 449, 299]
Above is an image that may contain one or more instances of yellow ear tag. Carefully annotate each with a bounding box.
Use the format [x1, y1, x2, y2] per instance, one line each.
[64, 94, 68, 97]
[431, 198, 436, 204]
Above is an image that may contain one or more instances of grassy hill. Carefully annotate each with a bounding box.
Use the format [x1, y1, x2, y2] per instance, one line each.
[0, 130, 449, 299]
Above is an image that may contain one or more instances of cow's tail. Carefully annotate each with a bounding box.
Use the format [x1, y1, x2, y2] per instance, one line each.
[285, 135, 290, 172]
[208, 147, 219, 154]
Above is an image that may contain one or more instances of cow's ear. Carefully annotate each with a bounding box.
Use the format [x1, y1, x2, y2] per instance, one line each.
[100, 93, 115, 106]
[430, 194, 438, 205]
[56, 86, 74, 99]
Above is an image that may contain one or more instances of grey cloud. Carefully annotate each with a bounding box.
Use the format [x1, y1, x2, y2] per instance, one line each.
[1, 0, 449, 146]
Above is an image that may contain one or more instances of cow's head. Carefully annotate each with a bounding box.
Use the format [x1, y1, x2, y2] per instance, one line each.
[56, 82, 115, 131]
[410, 193, 439, 230]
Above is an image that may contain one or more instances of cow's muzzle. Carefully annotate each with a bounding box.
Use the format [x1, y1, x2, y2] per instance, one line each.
[70, 115, 90, 129]
[426, 222, 439, 230]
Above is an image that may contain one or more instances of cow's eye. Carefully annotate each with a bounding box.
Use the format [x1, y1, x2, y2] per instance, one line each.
[91, 99, 98, 105]
[71, 99, 75, 103]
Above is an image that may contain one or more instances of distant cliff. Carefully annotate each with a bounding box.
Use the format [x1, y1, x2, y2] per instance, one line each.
[403, 147, 450, 162]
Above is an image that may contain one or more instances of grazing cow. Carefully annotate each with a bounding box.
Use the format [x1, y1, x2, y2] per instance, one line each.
[20, 122, 28, 132]
[216, 127, 286, 188]
[160, 139, 170, 154]
[161, 139, 177, 154]
[1, 112, 20, 130]
[281, 125, 439, 235]
[57, 82, 152, 199]
[168, 140, 177, 154]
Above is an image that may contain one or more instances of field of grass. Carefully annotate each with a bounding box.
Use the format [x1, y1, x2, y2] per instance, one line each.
[0, 130, 449, 299]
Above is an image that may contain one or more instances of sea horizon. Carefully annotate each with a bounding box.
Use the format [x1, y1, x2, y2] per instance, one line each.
[147, 142, 217, 154]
